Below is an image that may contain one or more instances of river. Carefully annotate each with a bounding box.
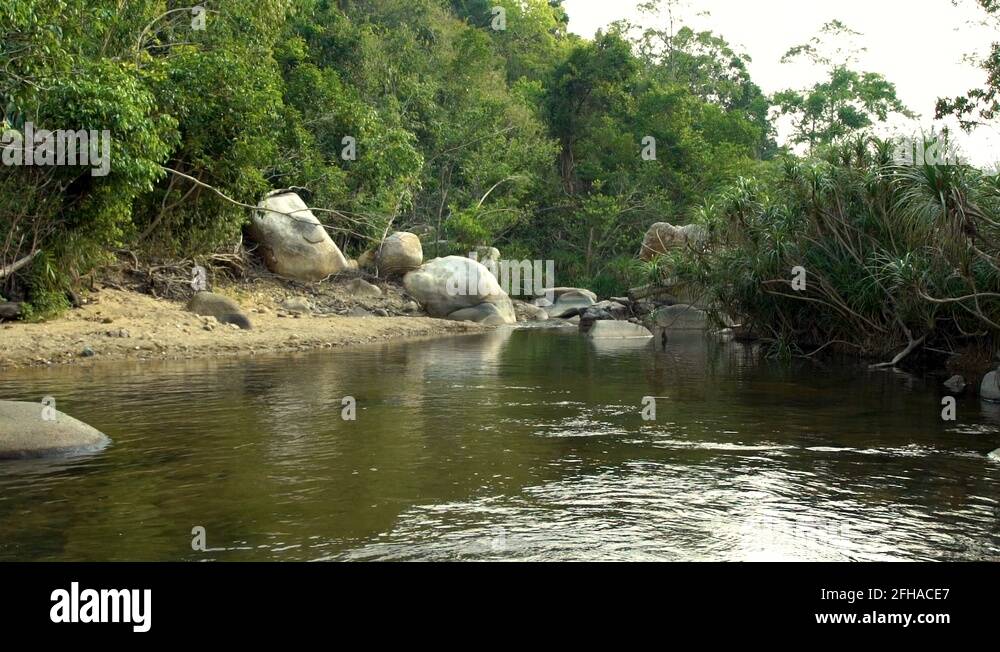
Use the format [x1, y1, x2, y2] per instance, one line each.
[1, 327, 998, 561]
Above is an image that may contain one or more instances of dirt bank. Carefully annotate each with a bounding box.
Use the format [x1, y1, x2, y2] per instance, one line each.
[0, 279, 486, 370]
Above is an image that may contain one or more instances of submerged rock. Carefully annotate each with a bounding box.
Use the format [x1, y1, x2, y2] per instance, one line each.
[0, 401, 110, 459]
[187, 292, 252, 330]
[981, 371, 1000, 402]
[944, 375, 967, 394]
[582, 320, 654, 339]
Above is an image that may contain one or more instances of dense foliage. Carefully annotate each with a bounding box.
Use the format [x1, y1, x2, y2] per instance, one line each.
[2, 0, 998, 363]
[665, 136, 1000, 360]
[0, 0, 773, 308]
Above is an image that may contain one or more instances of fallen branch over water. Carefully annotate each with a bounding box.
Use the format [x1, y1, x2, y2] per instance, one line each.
[869, 334, 928, 369]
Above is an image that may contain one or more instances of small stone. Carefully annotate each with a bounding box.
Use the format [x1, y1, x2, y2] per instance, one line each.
[101, 317, 114, 324]
[281, 297, 312, 315]
[988, 448, 1000, 462]
[344, 278, 383, 298]
[373, 308, 389, 317]
[402, 301, 419, 312]
[80, 346, 96, 357]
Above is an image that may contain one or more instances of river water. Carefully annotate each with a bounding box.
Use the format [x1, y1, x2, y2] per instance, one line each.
[1, 327, 998, 561]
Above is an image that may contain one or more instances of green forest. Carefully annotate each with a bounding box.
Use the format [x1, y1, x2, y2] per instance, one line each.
[2, 0, 1000, 363]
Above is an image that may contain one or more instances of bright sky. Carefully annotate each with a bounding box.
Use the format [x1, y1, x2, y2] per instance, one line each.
[562, 0, 1000, 167]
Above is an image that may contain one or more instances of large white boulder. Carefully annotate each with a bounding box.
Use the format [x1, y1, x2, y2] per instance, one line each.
[249, 191, 351, 281]
[403, 256, 516, 325]
[378, 232, 423, 276]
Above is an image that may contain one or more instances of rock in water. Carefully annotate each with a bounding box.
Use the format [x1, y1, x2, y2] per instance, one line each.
[545, 290, 595, 318]
[544, 287, 598, 303]
[513, 300, 549, 322]
[249, 191, 351, 281]
[981, 371, 1000, 402]
[447, 303, 510, 326]
[944, 375, 967, 394]
[989, 448, 1000, 462]
[583, 321, 654, 339]
[0, 401, 110, 459]
[403, 256, 516, 325]
[187, 292, 252, 330]
[651, 304, 708, 331]
[378, 232, 423, 276]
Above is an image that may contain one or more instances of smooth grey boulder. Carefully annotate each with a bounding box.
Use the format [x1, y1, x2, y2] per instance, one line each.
[280, 296, 312, 315]
[981, 371, 1000, 402]
[0, 302, 21, 320]
[403, 256, 515, 325]
[512, 300, 549, 322]
[448, 303, 511, 326]
[594, 300, 630, 320]
[187, 292, 252, 330]
[651, 304, 708, 331]
[545, 290, 595, 318]
[545, 287, 598, 303]
[378, 232, 423, 276]
[583, 320, 654, 339]
[0, 401, 110, 459]
[250, 191, 351, 281]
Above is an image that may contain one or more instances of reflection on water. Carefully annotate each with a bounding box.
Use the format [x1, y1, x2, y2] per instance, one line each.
[0, 329, 998, 561]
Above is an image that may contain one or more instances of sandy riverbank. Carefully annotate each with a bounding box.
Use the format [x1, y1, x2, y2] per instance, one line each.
[0, 281, 487, 370]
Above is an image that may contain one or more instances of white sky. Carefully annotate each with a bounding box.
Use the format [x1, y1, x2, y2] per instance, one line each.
[562, 0, 1000, 167]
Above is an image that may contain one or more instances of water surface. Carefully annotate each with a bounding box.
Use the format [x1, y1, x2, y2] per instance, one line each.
[1, 328, 998, 561]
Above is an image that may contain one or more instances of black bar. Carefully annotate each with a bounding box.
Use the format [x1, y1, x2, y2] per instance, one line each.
[1, 562, 992, 640]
